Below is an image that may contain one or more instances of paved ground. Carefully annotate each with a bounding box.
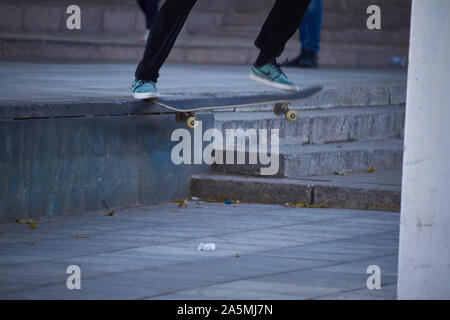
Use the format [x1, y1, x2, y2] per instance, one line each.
[0, 202, 399, 300]
[0, 59, 406, 102]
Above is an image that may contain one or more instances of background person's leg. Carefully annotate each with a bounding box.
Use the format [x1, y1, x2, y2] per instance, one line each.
[254, 0, 311, 63]
[287, 0, 322, 68]
[251, 0, 310, 91]
[299, 0, 322, 55]
[135, 0, 197, 82]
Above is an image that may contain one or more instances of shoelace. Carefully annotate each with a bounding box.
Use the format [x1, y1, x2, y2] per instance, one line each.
[270, 60, 288, 78]
[132, 79, 152, 89]
[131, 80, 141, 89]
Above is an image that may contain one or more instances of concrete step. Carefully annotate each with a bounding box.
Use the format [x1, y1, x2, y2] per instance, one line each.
[185, 24, 410, 47]
[0, 30, 409, 67]
[214, 106, 405, 145]
[169, 35, 409, 67]
[190, 168, 402, 212]
[0, 0, 411, 67]
[213, 139, 403, 178]
[189, 1, 411, 32]
[0, 31, 145, 61]
[0, 0, 148, 34]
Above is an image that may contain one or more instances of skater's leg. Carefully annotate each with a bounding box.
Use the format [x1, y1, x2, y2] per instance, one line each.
[251, 0, 311, 91]
[135, 0, 197, 82]
[137, 0, 159, 29]
[254, 0, 311, 63]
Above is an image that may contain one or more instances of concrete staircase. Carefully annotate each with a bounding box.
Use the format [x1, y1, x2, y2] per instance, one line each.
[190, 85, 405, 212]
[0, 0, 411, 67]
[176, 0, 412, 67]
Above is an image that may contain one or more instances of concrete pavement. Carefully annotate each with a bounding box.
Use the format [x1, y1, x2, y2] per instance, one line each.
[0, 60, 406, 102]
[0, 202, 399, 299]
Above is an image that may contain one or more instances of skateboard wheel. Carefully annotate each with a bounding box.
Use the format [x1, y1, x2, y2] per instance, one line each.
[273, 103, 283, 115]
[175, 112, 187, 124]
[186, 116, 198, 129]
[286, 110, 298, 122]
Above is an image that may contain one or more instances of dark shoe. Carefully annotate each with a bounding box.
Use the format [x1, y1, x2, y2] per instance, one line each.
[286, 49, 319, 69]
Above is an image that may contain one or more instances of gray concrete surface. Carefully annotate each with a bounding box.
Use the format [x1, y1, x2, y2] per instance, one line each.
[215, 106, 405, 145]
[192, 168, 402, 212]
[0, 113, 213, 223]
[0, 60, 406, 222]
[0, 60, 406, 103]
[0, 0, 411, 67]
[0, 202, 399, 300]
[214, 139, 403, 178]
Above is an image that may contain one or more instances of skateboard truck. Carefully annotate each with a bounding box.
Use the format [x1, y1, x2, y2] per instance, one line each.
[152, 86, 322, 129]
[175, 112, 199, 129]
[273, 103, 298, 122]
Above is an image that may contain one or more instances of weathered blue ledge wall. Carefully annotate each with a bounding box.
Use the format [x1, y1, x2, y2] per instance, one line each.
[0, 101, 213, 223]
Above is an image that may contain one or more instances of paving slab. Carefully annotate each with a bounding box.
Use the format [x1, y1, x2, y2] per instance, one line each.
[0, 202, 399, 299]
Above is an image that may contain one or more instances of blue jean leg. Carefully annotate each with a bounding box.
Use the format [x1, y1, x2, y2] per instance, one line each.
[299, 0, 322, 54]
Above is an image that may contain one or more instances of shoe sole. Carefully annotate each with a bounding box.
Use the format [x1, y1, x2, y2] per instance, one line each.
[133, 92, 160, 100]
[249, 73, 299, 92]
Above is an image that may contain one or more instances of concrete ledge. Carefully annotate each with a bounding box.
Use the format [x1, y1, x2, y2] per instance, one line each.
[190, 174, 313, 205]
[314, 184, 401, 212]
[0, 87, 407, 120]
[191, 169, 401, 212]
[0, 111, 213, 223]
[0, 98, 171, 120]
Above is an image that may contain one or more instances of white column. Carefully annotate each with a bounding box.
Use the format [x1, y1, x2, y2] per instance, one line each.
[397, 0, 450, 299]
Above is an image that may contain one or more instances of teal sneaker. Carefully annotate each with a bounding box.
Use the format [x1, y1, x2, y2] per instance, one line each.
[132, 79, 159, 99]
[250, 61, 299, 91]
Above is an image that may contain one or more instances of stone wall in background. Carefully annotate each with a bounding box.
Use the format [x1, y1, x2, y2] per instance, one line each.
[0, 0, 412, 66]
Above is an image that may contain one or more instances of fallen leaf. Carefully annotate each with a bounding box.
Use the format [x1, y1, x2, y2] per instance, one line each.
[365, 167, 375, 173]
[234, 254, 240, 258]
[74, 234, 89, 238]
[16, 219, 35, 224]
[106, 210, 115, 216]
[306, 204, 327, 209]
[16, 219, 37, 229]
[173, 199, 188, 208]
[296, 202, 306, 208]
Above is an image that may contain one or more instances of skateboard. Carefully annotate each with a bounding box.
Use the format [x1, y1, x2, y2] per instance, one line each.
[152, 85, 323, 129]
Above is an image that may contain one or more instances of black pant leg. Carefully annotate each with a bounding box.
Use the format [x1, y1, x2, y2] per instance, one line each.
[137, 0, 160, 29]
[135, 0, 197, 82]
[255, 0, 311, 58]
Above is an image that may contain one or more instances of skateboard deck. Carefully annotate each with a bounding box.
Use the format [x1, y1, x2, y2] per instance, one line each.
[152, 85, 323, 128]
